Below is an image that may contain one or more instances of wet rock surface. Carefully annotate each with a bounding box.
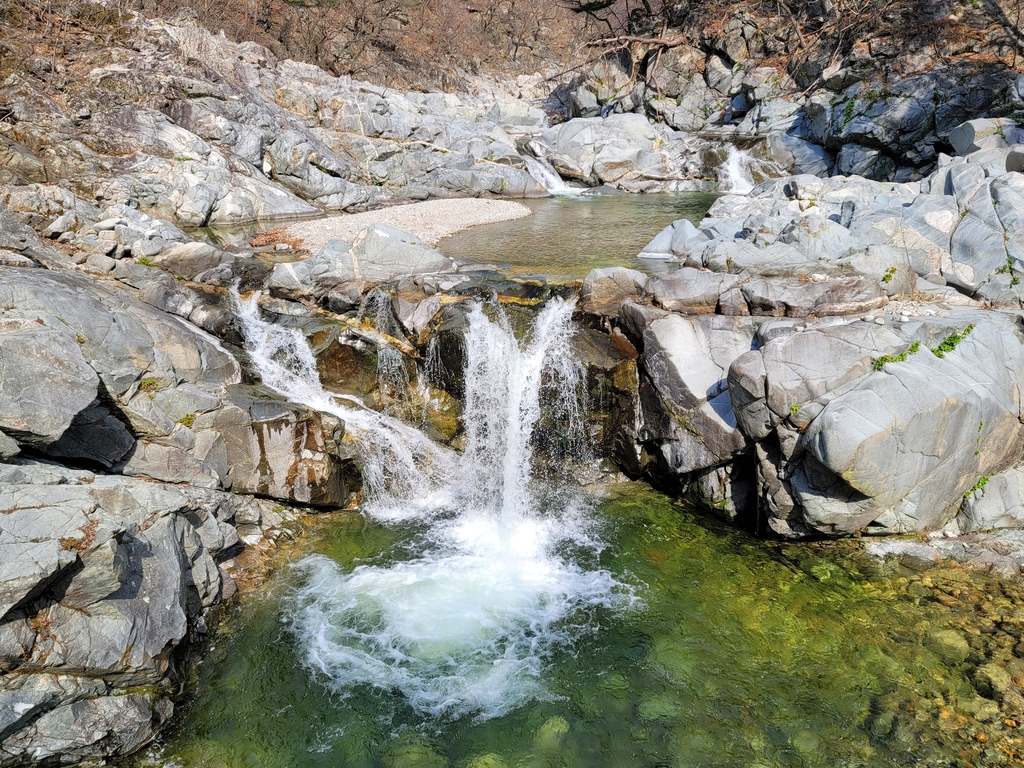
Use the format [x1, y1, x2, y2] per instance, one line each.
[0, 206, 359, 765]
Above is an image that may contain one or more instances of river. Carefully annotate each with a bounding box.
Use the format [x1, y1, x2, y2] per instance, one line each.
[134, 193, 1021, 768]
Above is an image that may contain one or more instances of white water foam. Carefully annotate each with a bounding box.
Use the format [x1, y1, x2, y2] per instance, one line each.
[233, 292, 628, 721]
[720, 146, 756, 194]
[523, 155, 585, 196]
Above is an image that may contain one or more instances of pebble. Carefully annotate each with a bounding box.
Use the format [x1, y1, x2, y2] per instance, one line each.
[280, 199, 533, 253]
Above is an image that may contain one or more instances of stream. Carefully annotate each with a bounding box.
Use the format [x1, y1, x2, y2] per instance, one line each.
[136, 194, 1024, 768]
[438, 194, 717, 279]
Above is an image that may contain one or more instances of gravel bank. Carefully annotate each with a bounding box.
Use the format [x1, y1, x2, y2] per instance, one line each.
[276, 199, 533, 253]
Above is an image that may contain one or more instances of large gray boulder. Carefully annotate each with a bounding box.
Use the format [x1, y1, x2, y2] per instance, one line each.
[268, 239, 353, 299]
[0, 459, 260, 765]
[729, 311, 1024, 537]
[347, 224, 455, 283]
[638, 315, 756, 499]
[0, 692, 158, 766]
[581, 267, 650, 316]
[532, 114, 700, 191]
[0, 322, 99, 448]
[637, 219, 708, 260]
[0, 268, 352, 506]
[956, 466, 1024, 534]
[208, 386, 352, 507]
[271, 225, 455, 297]
[765, 133, 834, 177]
[949, 118, 1022, 156]
[485, 100, 548, 131]
[647, 268, 742, 314]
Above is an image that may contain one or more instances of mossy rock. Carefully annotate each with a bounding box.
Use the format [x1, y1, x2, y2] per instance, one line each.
[384, 744, 447, 768]
[465, 755, 508, 768]
[534, 716, 570, 750]
[926, 628, 971, 665]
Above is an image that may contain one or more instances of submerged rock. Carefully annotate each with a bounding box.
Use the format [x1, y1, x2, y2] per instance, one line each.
[927, 629, 971, 665]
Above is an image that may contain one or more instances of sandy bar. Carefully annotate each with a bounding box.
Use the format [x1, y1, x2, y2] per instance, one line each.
[277, 199, 533, 253]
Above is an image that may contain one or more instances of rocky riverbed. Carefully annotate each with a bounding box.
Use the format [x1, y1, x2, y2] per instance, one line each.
[4, 2, 1024, 764]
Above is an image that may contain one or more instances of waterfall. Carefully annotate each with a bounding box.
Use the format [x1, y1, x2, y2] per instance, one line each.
[461, 301, 583, 527]
[423, 335, 443, 388]
[376, 344, 414, 417]
[523, 154, 584, 196]
[720, 145, 756, 194]
[233, 291, 627, 722]
[234, 291, 454, 518]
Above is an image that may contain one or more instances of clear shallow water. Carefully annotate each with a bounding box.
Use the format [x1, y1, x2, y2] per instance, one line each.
[437, 194, 717, 279]
[138, 483, 1005, 768]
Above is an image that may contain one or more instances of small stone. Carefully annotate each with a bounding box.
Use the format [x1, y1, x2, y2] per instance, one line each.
[792, 730, 820, 753]
[977, 732, 989, 743]
[275, 243, 289, 251]
[85, 253, 116, 273]
[383, 744, 446, 768]
[1005, 718, 1018, 728]
[465, 756, 508, 768]
[927, 629, 971, 665]
[874, 317, 885, 325]
[974, 663, 1014, 701]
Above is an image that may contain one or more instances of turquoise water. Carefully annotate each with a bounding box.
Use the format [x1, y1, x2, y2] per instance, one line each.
[137, 483, 1009, 768]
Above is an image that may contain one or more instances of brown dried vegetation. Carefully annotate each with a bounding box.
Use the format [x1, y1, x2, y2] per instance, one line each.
[0, 0, 1022, 94]
[0, 0, 594, 90]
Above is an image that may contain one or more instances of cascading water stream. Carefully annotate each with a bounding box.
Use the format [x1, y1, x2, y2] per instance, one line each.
[234, 292, 454, 517]
[720, 145, 756, 194]
[232, 290, 628, 722]
[522, 155, 585, 196]
[461, 302, 585, 530]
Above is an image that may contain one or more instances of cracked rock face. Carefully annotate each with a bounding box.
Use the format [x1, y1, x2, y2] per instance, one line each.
[0, 460, 254, 765]
[738, 311, 1024, 537]
[0, 219, 356, 765]
[585, 137, 1024, 539]
[0, 264, 354, 508]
